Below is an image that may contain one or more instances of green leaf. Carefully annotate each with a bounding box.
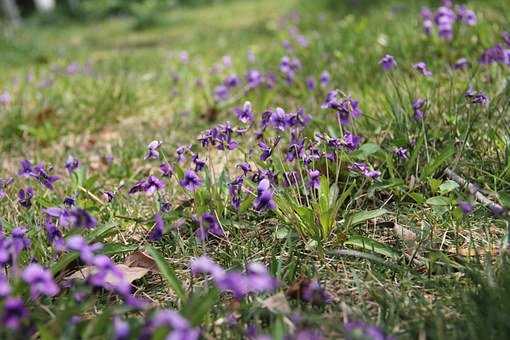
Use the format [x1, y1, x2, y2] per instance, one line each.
[181, 288, 219, 326]
[174, 163, 185, 180]
[274, 227, 290, 239]
[271, 316, 286, 340]
[354, 143, 381, 160]
[146, 246, 187, 302]
[439, 180, 459, 194]
[239, 195, 254, 213]
[426, 196, 450, 206]
[344, 235, 399, 259]
[349, 208, 389, 226]
[421, 145, 455, 179]
[499, 192, 510, 208]
[319, 176, 330, 213]
[409, 192, 426, 204]
[329, 183, 339, 208]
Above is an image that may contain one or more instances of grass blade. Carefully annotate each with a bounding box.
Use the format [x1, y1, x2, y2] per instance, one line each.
[344, 235, 399, 259]
[146, 246, 187, 302]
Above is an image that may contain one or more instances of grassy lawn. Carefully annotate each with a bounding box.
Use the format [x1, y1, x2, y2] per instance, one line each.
[1, 0, 510, 339]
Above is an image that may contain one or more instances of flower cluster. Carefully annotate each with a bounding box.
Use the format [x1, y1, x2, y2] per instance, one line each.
[65, 235, 146, 308]
[321, 90, 363, 125]
[141, 309, 200, 339]
[18, 160, 60, 190]
[0, 228, 59, 330]
[129, 175, 165, 196]
[191, 256, 278, 299]
[420, 1, 477, 41]
[479, 33, 510, 66]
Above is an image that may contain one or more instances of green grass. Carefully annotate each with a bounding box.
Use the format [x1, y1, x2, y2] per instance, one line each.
[1, 0, 510, 339]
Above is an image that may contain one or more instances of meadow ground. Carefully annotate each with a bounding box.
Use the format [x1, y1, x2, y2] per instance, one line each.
[1, 0, 510, 339]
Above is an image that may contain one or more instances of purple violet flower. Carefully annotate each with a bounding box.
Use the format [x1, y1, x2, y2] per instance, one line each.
[321, 91, 362, 124]
[301, 280, 332, 305]
[214, 85, 229, 101]
[18, 187, 34, 208]
[349, 162, 381, 179]
[458, 200, 474, 214]
[258, 139, 278, 161]
[454, 58, 470, 70]
[160, 162, 173, 178]
[150, 310, 200, 339]
[412, 98, 426, 120]
[270, 107, 289, 131]
[0, 273, 10, 297]
[21, 263, 60, 298]
[235, 101, 254, 124]
[114, 318, 130, 340]
[465, 87, 489, 105]
[69, 208, 97, 229]
[320, 70, 330, 87]
[149, 213, 165, 241]
[393, 147, 409, 160]
[344, 320, 394, 340]
[129, 176, 165, 196]
[306, 77, 316, 91]
[457, 5, 477, 26]
[502, 31, 510, 47]
[413, 62, 432, 76]
[229, 176, 244, 210]
[237, 162, 251, 175]
[293, 329, 324, 340]
[1, 297, 28, 330]
[342, 131, 362, 151]
[18, 159, 33, 177]
[0, 90, 12, 106]
[179, 170, 202, 192]
[19, 161, 60, 189]
[479, 44, 510, 65]
[11, 227, 31, 254]
[192, 154, 206, 172]
[307, 169, 320, 189]
[144, 140, 163, 160]
[103, 191, 115, 202]
[196, 212, 224, 241]
[65, 155, 80, 174]
[379, 54, 397, 71]
[246, 70, 263, 88]
[0, 177, 13, 199]
[191, 256, 277, 299]
[64, 196, 76, 206]
[253, 178, 276, 211]
[66, 235, 102, 264]
[176, 145, 189, 164]
[224, 74, 239, 88]
[179, 51, 189, 63]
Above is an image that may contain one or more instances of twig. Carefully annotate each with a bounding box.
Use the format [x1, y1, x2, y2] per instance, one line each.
[78, 185, 105, 206]
[444, 167, 506, 215]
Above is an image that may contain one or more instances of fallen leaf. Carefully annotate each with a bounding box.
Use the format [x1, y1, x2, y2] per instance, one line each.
[124, 251, 158, 272]
[66, 264, 149, 285]
[286, 277, 311, 300]
[393, 223, 416, 242]
[35, 107, 56, 124]
[262, 292, 291, 314]
[446, 245, 499, 257]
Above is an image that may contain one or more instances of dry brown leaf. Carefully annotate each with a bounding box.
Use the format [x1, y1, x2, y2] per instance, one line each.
[66, 264, 149, 285]
[446, 245, 499, 257]
[262, 292, 291, 314]
[393, 223, 417, 242]
[124, 251, 158, 272]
